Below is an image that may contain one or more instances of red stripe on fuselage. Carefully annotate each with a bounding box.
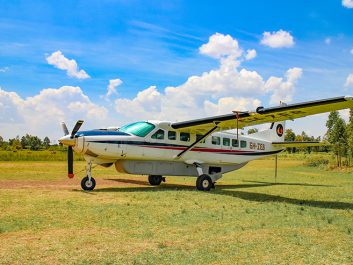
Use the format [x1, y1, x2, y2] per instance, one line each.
[140, 145, 257, 153]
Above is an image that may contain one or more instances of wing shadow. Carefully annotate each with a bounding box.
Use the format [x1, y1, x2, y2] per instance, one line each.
[90, 180, 353, 210]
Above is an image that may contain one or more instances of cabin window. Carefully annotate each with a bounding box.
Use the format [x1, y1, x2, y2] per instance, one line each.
[196, 134, 205, 143]
[240, 140, 247, 148]
[223, 138, 230, 146]
[151, 129, 165, 140]
[180, 132, 190, 142]
[212, 136, 220, 145]
[168, 131, 176, 140]
[232, 139, 239, 147]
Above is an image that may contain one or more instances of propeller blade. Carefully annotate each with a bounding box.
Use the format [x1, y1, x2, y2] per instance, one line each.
[71, 120, 84, 138]
[61, 122, 69, 136]
[68, 146, 74, 178]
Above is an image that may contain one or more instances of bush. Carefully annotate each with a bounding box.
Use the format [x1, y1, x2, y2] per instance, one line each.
[305, 156, 330, 168]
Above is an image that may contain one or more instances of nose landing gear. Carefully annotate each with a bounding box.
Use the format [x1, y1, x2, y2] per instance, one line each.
[81, 161, 96, 191]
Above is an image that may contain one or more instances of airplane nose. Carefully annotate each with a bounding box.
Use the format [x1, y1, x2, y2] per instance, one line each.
[58, 135, 76, 146]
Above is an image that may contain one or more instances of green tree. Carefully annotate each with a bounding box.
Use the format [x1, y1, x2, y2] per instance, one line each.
[326, 112, 347, 167]
[19, 134, 43, 150]
[325, 111, 339, 143]
[284, 129, 296, 153]
[346, 108, 353, 166]
[9, 136, 21, 151]
[28, 136, 42, 150]
[43, 137, 51, 148]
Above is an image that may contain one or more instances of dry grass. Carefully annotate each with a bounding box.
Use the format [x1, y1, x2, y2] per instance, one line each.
[0, 159, 353, 264]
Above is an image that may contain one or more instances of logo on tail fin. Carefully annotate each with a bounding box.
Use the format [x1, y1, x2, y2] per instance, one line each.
[276, 124, 284, 137]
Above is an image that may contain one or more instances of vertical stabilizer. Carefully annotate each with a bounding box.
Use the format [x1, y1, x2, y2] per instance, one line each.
[250, 121, 286, 142]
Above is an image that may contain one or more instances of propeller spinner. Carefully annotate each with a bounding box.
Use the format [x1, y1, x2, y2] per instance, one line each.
[59, 120, 84, 178]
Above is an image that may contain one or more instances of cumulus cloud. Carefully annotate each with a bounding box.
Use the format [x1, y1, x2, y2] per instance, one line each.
[204, 97, 261, 116]
[245, 49, 257, 60]
[265, 67, 303, 104]
[199, 33, 243, 59]
[106, 78, 122, 98]
[1, 33, 304, 139]
[325, 38, 331, 45]
[345, 73, 353, 88]
[342, 0, 353, 8]
[115, 86, 162, 119]
[260, 30, 295, 48]
[46, 51, 90, 79]
[350, 48, 353, 55]
[113, 33, 302, 122]
[0, 86, 108, 140]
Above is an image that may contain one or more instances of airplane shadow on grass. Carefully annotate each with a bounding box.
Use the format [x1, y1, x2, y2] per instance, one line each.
[88, 179, 353, 211]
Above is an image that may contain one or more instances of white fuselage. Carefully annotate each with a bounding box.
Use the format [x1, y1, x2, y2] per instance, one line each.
[70, 120, 283, 177]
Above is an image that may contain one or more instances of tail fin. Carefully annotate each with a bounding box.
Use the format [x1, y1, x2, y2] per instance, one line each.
[250, 121, 286, 142]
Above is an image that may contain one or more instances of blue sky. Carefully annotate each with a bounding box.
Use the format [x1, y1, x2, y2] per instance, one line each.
[0, 0, 353, 140]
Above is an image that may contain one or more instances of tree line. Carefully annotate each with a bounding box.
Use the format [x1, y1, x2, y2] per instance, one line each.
[0, 134, 54, 151]
[324, 109, 353, 167]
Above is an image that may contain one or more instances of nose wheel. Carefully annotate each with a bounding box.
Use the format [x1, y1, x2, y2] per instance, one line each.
[80, 161, 96, 191]
[81, 176, 96, 191]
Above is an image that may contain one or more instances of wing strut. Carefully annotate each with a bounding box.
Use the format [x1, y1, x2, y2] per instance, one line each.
[175, 122, 220, 159]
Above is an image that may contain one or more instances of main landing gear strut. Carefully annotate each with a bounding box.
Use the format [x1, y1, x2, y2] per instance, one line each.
[194, 163, 220, 191]
[81, 161, 96, 191]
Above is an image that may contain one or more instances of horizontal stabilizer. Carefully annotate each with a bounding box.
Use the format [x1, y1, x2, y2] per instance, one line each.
[272, 141, 330, 148]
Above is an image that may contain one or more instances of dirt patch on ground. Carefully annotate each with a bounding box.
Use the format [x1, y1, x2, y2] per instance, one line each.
[0, 176, 151, 190]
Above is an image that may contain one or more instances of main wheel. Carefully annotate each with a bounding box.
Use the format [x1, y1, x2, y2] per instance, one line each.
[81, 176, 96, 191]
[196, 174, 213, 191]
[148, 175, 163, 186]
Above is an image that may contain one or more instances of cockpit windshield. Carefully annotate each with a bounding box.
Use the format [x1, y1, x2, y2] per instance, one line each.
[119, 122, 155, 137]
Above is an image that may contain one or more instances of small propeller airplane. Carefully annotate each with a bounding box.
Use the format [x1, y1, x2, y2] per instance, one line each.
[59, 96, 353, 191]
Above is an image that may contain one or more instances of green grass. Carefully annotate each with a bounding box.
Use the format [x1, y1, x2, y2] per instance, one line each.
[0, 150, 84, 161]
[0, 158, 353, 264]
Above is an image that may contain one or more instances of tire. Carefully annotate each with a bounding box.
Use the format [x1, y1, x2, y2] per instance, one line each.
[196, 174, 213, 191]
[148, 175, 163, 186]
[81, 176, 96, 191]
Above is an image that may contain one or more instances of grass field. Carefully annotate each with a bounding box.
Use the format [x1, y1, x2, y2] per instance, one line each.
[1, 158, 353, 264]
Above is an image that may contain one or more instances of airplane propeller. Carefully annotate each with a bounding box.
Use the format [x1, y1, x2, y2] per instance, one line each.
[60, 120, 84, 178]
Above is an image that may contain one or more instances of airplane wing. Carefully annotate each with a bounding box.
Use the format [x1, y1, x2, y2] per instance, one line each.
[170, 96, 353, 133]
[272, 141, 330, 148]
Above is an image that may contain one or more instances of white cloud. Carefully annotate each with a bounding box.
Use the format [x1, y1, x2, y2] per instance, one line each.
[46, 51, 90, 79]
[342, 0, 353, 8]
[265, 67, 303, 104]
[325, 38, 331, 45]
[1, 33, 305, 140]
[199, 33, 243, 59]
[204, 97, 261, 116]
[344, 73, 353, 88]
[113, 33, 303, 122]
[260, 30, 295, 48]
[0, 86, 108, 140]
[350, 48, 353, 55]
[245, 49, 257, 60]
[0, 67, 9, 73]
[115, 86, 162, 120]
[106, 78, 122, 98]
